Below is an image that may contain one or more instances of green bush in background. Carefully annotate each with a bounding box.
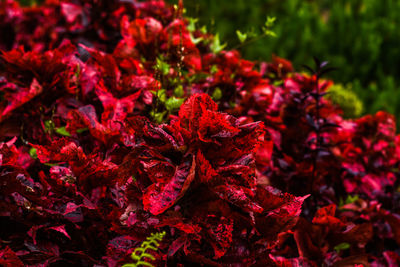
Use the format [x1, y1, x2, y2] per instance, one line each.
[326, 84, 364, 119]
[173, 0, 400, 122]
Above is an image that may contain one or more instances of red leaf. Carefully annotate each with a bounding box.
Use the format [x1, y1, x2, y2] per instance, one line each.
[0, 247, 24, 267]
[143, 156, 196, 215]
[197, 110, 240, 143]
[179, 93, 218, 132]
[32, 139, 86, 163]
[125, 17, 163, 44]
[196, 150, 218, 183]
[61, 3, 83, 23]
[269, 255, 318, 267]
[48, 225, 71, 239]
[255, 187, 309, 240]
[381, 210, 400, 244]
[312, 204, 346, 230]
[0, 141, 19, 167]
[0, 78, 43, 122]
[66, 105, 121, 144]
[213, 184, 263, 214]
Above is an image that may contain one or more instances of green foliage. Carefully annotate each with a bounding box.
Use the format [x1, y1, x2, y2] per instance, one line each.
[150, 88, 185, 123]
[155, 57, 170, 76]
[17, 0, 44, 6]
[211, 87, 223, 101]
[29, 147, 38, 159]
[339, 194, 360, 207]
[122, 231, 166, 267]
[44, 119, 55, 134]
[55, 126, 71, 137]
[173, 85, 184, 98]
[236, 30, 247, 43]
[262, 16, 277, 37]
[325, 84, 363, 118]
[174, 0, 400, 124]
[210, 33, 227, 54]
[334, 242, 351, 253]
[165, 96, 185, 112]
[44, 119, 72, 136]
[76, 128, 88, 134]
[152, 89, 167, 103]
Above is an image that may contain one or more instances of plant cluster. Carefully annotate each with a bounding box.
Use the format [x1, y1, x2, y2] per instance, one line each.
[181, 0, 400, 122]
[0, 0, 399, 266]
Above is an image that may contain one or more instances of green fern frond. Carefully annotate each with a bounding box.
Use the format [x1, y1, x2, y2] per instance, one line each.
[122, 231, 166, 267]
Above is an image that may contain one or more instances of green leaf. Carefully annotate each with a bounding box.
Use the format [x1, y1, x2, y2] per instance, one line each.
[345, 194, 359, 204]
[44, 163, 59, 167]
[211, 87, 222, 101]
[187, 17, 198, 32]
[152, 89, 167, 103]
[334, 242, 350, 253]
[262, 27, 277, 37]
[200, 25, 207, 34]
[165, 97, 185, 112]
[134, 262, 154, 267]
[123, 231, 165, 267]
[265, 16, 276, 28]
[29, 147, 38, 159]
[55, 126, 71, 137]
[236, 30, 247, 43]
[155, 57, 170, 76]
[247, 28, 258, 39]
[262, 16, 277, 37]
[190, 33, 203, 45]
[273, 80, 284, 86]
[74, 64, 81, 78]
[44, 120, 55, 132]
[173, 85, 184, 98]
[76, 128, 88, 134]
[210, 33, 227, 54]
[210, 65, 218, 74]
[150, 111, 167, 124]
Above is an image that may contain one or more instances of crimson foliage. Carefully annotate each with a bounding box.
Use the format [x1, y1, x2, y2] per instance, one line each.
[0, 0, 399, 266]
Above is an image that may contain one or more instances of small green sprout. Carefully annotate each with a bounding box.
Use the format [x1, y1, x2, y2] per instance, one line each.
[210, 33, 227, 54]
[334, 242, 350, 254]
[122, 231, 166, 267]
[236, 30, 248, 43]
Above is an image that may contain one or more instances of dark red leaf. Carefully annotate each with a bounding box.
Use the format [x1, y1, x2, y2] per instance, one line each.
[143, 156, 195, 215]
[0, 247, 24, 267]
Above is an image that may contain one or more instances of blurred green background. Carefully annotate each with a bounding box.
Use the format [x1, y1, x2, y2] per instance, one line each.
[172, 0, 400, 122]
[16, 0, 400, 123]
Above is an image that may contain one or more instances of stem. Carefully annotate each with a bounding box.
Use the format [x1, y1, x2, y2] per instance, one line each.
[310, 73, 321, 195]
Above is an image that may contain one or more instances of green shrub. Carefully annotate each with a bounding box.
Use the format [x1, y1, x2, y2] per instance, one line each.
[325, 84, 363, 118]
[174, 0, 400, 123]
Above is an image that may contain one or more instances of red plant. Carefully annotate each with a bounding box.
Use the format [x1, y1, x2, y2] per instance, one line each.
[0, 0, 399, 266]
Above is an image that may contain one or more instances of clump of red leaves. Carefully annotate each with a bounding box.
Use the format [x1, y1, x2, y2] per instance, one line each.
[0, 0, 399, 266]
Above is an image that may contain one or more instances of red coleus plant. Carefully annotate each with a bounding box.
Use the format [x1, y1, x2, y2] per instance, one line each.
[1, 0, 400, 266]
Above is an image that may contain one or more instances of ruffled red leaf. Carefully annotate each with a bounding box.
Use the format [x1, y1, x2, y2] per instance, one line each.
[66, 105, 121, 144]
[312, 204, 346, 230]
[143, 156, 195, 215]
[0, 78, 42, 122]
